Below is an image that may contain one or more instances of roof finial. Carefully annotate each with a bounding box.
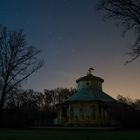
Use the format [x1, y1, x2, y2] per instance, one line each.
[87, 67, 94, 75]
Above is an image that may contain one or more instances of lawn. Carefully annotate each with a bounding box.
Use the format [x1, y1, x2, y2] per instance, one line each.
[0, 128, 140, 140]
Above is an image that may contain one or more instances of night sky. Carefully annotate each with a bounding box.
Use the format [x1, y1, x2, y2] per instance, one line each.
[0, 0, 140, 99]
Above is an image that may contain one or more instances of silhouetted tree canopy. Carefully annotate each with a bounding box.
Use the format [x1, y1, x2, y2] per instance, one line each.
[0, 25, 43, 118]
[116, 94, 140, 128]
[1, 87, 75, 127]
[97, 0, 140, 63]
[117, 94, 140, 110]
[44, 88, 76, 111]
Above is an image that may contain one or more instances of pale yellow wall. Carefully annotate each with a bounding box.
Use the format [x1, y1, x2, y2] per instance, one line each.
[68, 102, 100, 123]
[78, 80, 102, 90]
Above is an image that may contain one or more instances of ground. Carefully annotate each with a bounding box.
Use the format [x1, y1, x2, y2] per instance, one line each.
[0, 128, 140, 140]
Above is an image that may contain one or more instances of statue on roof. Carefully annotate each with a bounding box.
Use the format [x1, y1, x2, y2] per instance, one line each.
[87, 67, 94, 75]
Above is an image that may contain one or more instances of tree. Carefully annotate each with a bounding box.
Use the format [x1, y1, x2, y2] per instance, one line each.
[116, 95, 140, 128]
[44, 88, 76, 111]
[0, 25, 43, 117]
[117, 94, 133, 105]
[3, 89, 44, 127]
[97, 0, 140, 63]
[6, 89, 44, 111]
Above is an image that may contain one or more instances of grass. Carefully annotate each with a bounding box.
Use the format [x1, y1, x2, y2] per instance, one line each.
[0, 128, 140, 140]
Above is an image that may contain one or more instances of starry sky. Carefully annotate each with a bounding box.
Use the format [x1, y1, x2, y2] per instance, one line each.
[0, 0, 140, 99]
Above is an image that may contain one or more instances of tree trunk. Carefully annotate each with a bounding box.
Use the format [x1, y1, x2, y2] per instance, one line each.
[0, 89, 6, 126]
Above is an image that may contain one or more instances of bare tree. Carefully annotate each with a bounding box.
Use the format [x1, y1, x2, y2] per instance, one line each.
[44, 88, 76, 111]
[0, 25, 43, 117]
[97, 0, 140, 63]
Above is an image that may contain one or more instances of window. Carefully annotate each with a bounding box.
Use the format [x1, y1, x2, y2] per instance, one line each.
[86, 81, 90, 86]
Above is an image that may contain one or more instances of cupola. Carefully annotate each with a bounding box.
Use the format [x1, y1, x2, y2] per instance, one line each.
[76, 68, 104, 91]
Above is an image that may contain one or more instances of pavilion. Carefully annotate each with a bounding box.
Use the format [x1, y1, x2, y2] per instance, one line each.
[55, 68, 119, 126]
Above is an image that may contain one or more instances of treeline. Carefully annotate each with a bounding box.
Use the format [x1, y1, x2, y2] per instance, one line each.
[115, 95, 140, 128]
[117, 95, 140, 110]
[1, 88, 76, 128]
[1, 89, 140, 128]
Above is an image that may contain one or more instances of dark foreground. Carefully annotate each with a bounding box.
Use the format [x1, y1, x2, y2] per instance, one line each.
[0, 128, 140, 140]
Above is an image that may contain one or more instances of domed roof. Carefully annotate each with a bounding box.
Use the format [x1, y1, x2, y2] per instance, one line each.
[68, 68, 116, 103]
[76, 73, 104, 83]
[68, 88, 116, 102]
